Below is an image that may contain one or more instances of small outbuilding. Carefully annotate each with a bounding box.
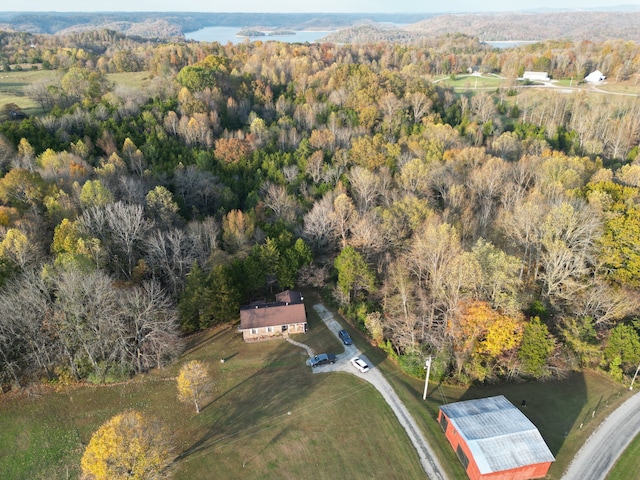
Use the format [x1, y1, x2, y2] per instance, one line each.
[438, 395, 555, 480]
[585, 70, 606, 83]
[238, 290, 307, 342]
[522, 71, 550, 82]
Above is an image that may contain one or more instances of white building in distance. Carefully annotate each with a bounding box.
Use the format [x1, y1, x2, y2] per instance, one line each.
[585, 70, 606, 83]
[522, 71, 550, 82]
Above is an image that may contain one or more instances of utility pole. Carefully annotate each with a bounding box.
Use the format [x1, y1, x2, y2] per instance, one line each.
[423, 356, 432, 400]
[630, 361, 640, 390]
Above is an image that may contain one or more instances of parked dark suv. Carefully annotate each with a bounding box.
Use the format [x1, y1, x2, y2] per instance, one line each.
[338, 329, 353, 346]
[307, 353, 337, 368]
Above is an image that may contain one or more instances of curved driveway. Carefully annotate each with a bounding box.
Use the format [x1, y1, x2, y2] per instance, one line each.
[562, 390, 640, 480]
[310, 303, 447, 480]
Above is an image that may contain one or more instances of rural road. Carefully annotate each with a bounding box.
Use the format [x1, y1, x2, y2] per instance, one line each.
[562, 390, 640, 480]
[307, 303, 448, 480]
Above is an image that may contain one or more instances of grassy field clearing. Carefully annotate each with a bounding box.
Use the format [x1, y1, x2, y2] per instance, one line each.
[0, 70, 54, 116]
[0, 71, 152, 118]
[107, 71, 154, 90]
[434, 74, 506, 90]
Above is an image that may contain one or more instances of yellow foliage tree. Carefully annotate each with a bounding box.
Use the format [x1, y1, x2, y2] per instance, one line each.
[449, 301, 524, 380]
[80, 411, 173, 480]
[177, 360, 212, 414]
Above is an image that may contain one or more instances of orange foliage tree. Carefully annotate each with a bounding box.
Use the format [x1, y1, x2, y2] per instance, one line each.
[448, 301, 524, 381]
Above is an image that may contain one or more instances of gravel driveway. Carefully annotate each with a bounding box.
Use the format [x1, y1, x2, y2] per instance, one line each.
[310, 303, 447, 480]
[562, 390, 640, 480]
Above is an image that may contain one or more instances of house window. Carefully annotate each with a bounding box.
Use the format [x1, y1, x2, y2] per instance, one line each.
[456, 445, 470, 470]
[250, 328, 258, 335]
[267, 327, 273, 333]
[282, 325, 288, 332]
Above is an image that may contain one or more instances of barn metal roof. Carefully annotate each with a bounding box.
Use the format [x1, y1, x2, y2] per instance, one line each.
[440, 395, 555, 474]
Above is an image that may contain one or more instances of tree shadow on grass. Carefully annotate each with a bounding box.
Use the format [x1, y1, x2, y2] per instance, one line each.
[182, 323, 236, 356]
[176, 340, 315, 463]
[241, 425, 292, 468]
[457, 371, 589, 456]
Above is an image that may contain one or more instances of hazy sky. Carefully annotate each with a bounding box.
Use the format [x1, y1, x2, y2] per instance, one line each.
[0, 1, 630, 13]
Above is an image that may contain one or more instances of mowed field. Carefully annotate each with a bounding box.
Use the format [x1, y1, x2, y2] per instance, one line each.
[0, 70, 153, 117]
[0, 69, 53, 116]
[0, 289, 633, 480]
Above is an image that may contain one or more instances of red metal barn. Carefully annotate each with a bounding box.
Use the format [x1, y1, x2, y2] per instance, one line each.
[438, 396, 554, 480]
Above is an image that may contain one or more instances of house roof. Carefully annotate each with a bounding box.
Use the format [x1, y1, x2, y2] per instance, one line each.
[440, 395, 554, 474]
[240, 303, 306, 329]
[240, 291, 306, 330]
[585, 70, 605, 82]
[275, 289, 303, 303]
[523, 71, 549, 79]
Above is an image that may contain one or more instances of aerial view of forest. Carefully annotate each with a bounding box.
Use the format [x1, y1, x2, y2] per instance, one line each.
[0, 6, 639, 480]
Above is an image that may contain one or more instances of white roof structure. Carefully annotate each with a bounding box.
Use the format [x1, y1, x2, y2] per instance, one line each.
[440, 395, 555, 474]
[585, 70, 606, 83]
[522, 71, 550, 82]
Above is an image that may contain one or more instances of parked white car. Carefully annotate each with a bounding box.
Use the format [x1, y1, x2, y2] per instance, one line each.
[350, 356, 369, 373]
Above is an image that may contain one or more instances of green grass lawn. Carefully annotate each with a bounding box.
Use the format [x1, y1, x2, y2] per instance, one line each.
[608, 431, 640, 480]
[435, 74, 506, 90]
[106, 71, 154, 90]
[0, 70, 54, 116]
[0, 293, 633, 479]
[589, 82, 640, 95]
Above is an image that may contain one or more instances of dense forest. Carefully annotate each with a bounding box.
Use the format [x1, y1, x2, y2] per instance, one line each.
[0, 29, 639, 391]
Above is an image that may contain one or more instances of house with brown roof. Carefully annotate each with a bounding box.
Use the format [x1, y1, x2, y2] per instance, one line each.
[239, 290, 307, 342]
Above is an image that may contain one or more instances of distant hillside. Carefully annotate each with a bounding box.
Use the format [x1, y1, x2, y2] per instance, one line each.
[406, 11, 640, 42]
[0, 12, 436, 38]
[1, 10, 639, 43]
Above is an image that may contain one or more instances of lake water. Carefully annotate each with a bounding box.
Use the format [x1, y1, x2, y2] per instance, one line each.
[185, 26, 333, 44]
[485, 41, 538, 49]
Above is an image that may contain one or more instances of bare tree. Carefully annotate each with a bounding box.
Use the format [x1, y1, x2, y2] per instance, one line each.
[145, 228, 197, 298]
[406, 91, 433, 124]
[120, 280, 181, 374]
[332, 193, 358, 249]
[302, 192, 338, 253]
[262, 181, 298, 224]
[0, 269, 55, 385]
[348, 166, 380, 214]
[538, 200, 602, 302]
[186, 216, 221, 268]
[81, 202, 153, 278]
[52, 269, 125, 381]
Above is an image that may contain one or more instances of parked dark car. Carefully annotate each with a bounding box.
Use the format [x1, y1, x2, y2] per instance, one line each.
[306, 353, 337, 368]
[338, 329, 353, 345]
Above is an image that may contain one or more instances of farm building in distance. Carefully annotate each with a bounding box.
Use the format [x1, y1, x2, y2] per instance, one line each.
[585, 70, 606, 83]
[438, 395, 555, 480]
[238, 290, 307, 342]
[522, 71, 550, 82]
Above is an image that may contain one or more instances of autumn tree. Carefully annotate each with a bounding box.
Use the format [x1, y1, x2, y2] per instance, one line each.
[448, 301, 524, 381]
[222, 209, 255, 253]
[81, 411, 173, 480]
[177, 360, 213, 413]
